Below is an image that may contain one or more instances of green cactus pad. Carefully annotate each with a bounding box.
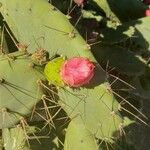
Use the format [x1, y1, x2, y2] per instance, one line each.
[64, 118, 98, 150]
[0, 52, 45, 128]
[129, 17, 150, 51]
[0, 0, 93, 59]
[58, 79, 123, 140]
[92, 0, 146, 23]
[100, 17, 150, 51]
[92, 45, 145, 76]
[2, 127, 30, 150]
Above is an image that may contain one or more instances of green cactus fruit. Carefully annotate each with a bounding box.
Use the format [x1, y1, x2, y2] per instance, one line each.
[44, 57, 65, 86]
[0, 51, 45, 128]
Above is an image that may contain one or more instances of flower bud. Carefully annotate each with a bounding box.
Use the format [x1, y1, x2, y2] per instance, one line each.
[145, 9, 150, 16]
[60, 57, 95, 87]
[74, 0, 85, 7]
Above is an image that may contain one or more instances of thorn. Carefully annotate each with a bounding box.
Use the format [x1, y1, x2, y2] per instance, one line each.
[17, 43, 28, 52]
[1, 107, 7, 112]
[41, 94, 46, 100]
[36, 79, 42, 85]
[51, 6, 57, 11]
[0, 78, 5, 84]
[118, 104, 121, 111]
[66, 15, 71, 19]
[110, 111, 115, 116]
[68, 30, 76, 38]
[85, 44, 91, 50]
[28, 63, 35, 68]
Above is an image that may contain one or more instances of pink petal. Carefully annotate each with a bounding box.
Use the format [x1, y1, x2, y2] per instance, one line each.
[60, 57, 95, 87]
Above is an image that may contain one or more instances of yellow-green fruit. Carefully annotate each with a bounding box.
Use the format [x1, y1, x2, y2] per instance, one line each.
[44, 57, 65, 86]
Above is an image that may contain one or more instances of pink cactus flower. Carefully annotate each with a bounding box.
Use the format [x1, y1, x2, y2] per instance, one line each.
[60, 57, 95, 87]
[74, 0, 85, 7]
[143, 0, 150, 5]
[145, 9, 150, 16]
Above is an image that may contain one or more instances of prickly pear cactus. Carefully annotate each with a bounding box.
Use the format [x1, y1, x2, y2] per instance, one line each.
[0, 51, 45, 128]
[64, 117, 98, 150]
[58, 82, 123, 140]
[44, 57, 124, 140]
[2, 127, 30, 150]
[0, 0, 129, 144]
[0, 0, 92, 58]
[92, 0, 147, 23]
[1, 0, 146, 149]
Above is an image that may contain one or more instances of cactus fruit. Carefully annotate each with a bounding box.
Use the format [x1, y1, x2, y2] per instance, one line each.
[145, 9, 150, 16]
[73, 0, 85, 7]
[44, 57, 65, 86]
[60, 57, 95, 87]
